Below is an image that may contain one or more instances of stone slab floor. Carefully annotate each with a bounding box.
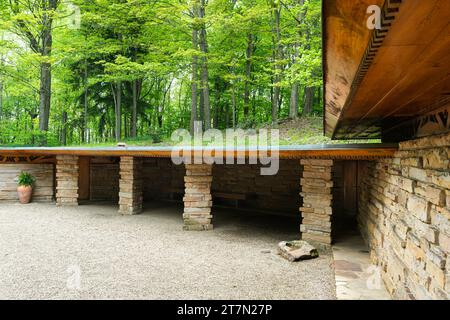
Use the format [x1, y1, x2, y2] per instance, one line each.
[332, 232, 390, 300]
[0, 202, 336, 300]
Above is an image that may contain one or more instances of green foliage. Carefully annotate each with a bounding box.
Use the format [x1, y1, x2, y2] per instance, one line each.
[17, 171, 35, 187]
[0, 0, 324, 146]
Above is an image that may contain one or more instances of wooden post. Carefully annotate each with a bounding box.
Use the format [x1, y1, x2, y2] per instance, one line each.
[78, 157, 91, 201]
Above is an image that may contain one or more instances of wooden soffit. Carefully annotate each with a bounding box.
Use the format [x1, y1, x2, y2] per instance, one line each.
[324, 0, 450, 141]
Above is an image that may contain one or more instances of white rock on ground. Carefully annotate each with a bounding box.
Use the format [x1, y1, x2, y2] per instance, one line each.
[0, 202, 336, 300]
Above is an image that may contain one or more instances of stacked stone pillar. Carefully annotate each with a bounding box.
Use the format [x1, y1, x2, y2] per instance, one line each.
[300, 159, 334, 245]
[119, 157, 143, 215]
[56, 155, 79, 206]
[183, 164, 213, 231]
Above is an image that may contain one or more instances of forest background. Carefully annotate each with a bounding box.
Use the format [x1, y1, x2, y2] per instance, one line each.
[0, 0, 336, 147]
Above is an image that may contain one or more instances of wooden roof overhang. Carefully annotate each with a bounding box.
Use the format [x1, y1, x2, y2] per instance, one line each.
[323, 0, 450, 141]
[0, 144, 398, 162]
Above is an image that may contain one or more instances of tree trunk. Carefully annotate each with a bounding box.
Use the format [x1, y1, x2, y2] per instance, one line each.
[199, 86, 204, 124]
[244, 33, 254, 117]
[231, 86, 237, 129]
[158, 80, 172, 129]
[38, 0, 58, 145]
[0, 33, 3, 120]
[39, 62, 51, 143]
[289, 83, 299, 119]
[289, 0, 305, 120]
[302, 86, 314, 116]
[114, 81, 122, 141]
[83, 61, 88, 143]
[213, 77, 221, 129]
[225, 101, 230, 128]
[131, 80, 138, 138]
[61, 111, 67, 146]
[316, 86, 322, 107]
[271, 4, 282, 124]
[0, 81, 3, 120]
[199, 0, 211, 130]
[190, 3, 199, 134]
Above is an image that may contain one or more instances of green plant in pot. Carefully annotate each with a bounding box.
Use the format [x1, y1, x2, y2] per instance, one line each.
[17, 172, 35, 204]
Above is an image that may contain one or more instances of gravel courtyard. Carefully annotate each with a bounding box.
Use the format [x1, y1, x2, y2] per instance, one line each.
[0, 202, 336, 300]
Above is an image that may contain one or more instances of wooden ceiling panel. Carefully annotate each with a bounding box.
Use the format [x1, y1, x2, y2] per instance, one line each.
[324, 0, 450, 140]
[381, 0, 449, 47]
[345, 45, 419, 119]
[345, 8, 450, 120]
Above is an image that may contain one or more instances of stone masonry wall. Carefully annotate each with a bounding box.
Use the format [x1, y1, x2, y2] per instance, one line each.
[183, 164, 213, 231]
[119, 157, 143, 215]
[212, 159, 301, 214]
[300, 159, 334, 245]
[56, 155, 79, 206]
[142, 158, 185, 201]
[358, 132, 450, 300]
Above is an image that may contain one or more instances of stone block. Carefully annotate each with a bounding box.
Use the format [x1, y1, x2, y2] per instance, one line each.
[408, 167, 429, 183]
[423, 148, 449, 170]
[401, 157, 423, 168]
[184, 201, 213, 208]
[431, 172, 450, 190]
[425, 260, 446, 289]
[303, 171, 332, 180]
[414, 183, 446, 207]
[438, 232, 450, 254]
[300, 159, 333, 167]
[407, 195, 431, 223]
[426, 245, 446, 270]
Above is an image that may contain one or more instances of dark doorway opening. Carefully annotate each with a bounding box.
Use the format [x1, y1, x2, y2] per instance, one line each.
[332, 161, 360, 243]
[78, 156, 120, 204]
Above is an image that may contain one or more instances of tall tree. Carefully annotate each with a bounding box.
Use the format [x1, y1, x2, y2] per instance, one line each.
[2, 0, 62, 144]
[190, 0, 200, 134]
[289, 0, 306, 119]
[0, 32, 4, 120]
[270, 0, 282, 124]
[244, 33, 255, 117]
[199, 0, 211, 130]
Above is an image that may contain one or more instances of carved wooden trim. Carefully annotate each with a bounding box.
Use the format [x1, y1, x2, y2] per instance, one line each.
[353, 0, 402, 86]
[414, 105, 450, 138]
[334, 0, 403, 138]
[0, 155, 55, 164]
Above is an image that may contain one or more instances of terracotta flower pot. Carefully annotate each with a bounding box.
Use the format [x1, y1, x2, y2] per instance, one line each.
[17, 185, 33, 204]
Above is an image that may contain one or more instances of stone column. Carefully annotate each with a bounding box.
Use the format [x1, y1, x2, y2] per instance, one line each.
[56, 155, 79, 206]
[183, 164, 213, 231]
[119, 156, 143, 215]
[300, 159, 333, 245]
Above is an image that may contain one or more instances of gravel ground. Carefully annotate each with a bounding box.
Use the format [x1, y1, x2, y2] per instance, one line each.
[0, 202, 336, 300]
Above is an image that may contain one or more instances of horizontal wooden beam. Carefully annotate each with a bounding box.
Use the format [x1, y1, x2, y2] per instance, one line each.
[0, 145, 398, 160]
